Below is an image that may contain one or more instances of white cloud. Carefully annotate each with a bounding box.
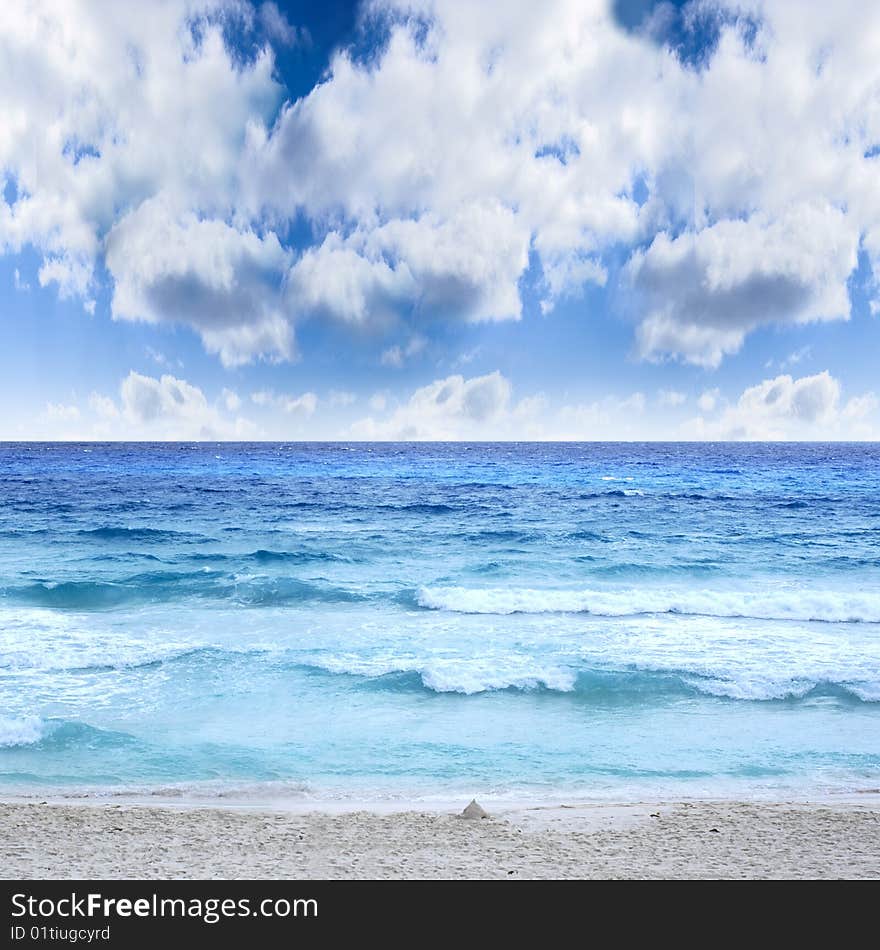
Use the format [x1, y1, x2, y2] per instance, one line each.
[697, 388, 721, 413]
[327, 389, 357, 408]
[352, 371, 538, 439]
[629, 206, 859, 366]
[2, 0, 880, 369]
[13, 267, 29, 291]
[351, 371, 654, 440]
[88, 392, 119, 419]
[38, 255, 93, 300]
[368, 392, 388, 413]
[248, 0, 880, 360]
[657, 389, 686, 408]
[258, 2, 308, 47]
[251, 389, 318, 414]
[105, 371, 254, 438]
[106, 198, 292, 366]
[0, 0, 289, 365]
[282, 392, 318, 415]
[381, 335, 427, 368]
[841, 391, 879, 421]
[619, 392, 646, 414]
[784, 346, 812, 368]
[31, 371, 257, 439]
[551, 392, 648, 438]
[44, 402, 80, 422]
[285, 203, 530, 327]
[222, 388, 242, 412]
[144, 346, 182, 369]
[685, 371, 878, 439]
[122, 372, 194, 424]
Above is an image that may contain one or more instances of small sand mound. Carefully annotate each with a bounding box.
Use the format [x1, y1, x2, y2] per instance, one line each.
[460, 799, 489, 820]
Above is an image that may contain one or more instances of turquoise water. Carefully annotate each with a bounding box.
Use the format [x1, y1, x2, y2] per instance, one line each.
[1, 442, 879, 801]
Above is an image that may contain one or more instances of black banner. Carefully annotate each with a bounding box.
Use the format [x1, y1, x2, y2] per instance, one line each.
[1, 879, 873, 946]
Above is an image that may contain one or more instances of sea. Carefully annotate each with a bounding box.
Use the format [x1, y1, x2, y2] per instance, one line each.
[1, 442, 878, 804]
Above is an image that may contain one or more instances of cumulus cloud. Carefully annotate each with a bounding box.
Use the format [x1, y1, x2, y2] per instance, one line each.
[43, 402, 80, 423]
[106, 198, 292, 366]
[82, 371, 254, 439]
[629, 206, 859, 366]
[285, 203, 530, 326]
[0, 0, 289, 364]
[88, 392, 119, 419]
[26, 372, 258, 439]
[686, 371, 878, 439]
[351, 371, 542, 439]
[249, 0, 880, 361]
[350, 371, 655, 439]
[3, 0, 880, 369]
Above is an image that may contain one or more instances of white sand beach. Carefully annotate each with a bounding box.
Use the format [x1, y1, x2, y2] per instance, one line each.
[3, 799, 879, 879]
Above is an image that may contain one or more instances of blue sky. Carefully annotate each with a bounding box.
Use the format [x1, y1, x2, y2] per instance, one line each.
[1, 0, 878, 440]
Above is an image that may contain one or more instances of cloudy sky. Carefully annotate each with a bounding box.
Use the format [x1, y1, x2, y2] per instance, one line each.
[2, 0, 879, 440]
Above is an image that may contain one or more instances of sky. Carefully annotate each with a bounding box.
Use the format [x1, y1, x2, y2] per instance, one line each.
[1, 0, 879, 441]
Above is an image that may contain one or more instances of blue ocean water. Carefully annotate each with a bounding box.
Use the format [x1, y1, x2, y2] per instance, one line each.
[1, 442, 879, 802]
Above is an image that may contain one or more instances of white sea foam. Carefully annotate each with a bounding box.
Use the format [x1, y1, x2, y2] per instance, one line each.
[415, 585, 880, 623]
[300, 650, 880, 701]
[308, 653, 578, 695]
[0, 715, 45, 747]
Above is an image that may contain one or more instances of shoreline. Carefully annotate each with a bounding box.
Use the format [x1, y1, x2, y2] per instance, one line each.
[4, 787, 880, 812]
[3, 797, 879, 879]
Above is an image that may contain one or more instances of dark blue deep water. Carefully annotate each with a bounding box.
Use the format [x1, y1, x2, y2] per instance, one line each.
[1, 442, 879, 801]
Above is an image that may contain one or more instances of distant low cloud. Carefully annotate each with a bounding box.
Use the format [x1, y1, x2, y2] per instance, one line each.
[657, 389, 686, 408]
[221, 388, 242, 412]
[697, 388, 721, 413]
[686, 371, 878, 439]
[43, 402, 80, 423]
[251, 389, 318, 415]
[351, 371, 655, 440]
[352, 371, 535, 439]
[80, 372, 258, 439]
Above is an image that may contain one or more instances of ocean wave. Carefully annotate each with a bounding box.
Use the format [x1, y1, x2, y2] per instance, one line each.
[578, 489, 645, 499]
[2, 574, 367, 610]
[306, 654, 579, 695]
[0, 715, 46, 747]
[77, 527, 206, 543]
[3, 632, 878, 706]
[0, 718, 136, 751]
[246, 549, 352, 565]
[298, 658, 879, 703]
[185, 549, 353, 565]
[414, 585, 880, 623]
[61, 645, 227, 674]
